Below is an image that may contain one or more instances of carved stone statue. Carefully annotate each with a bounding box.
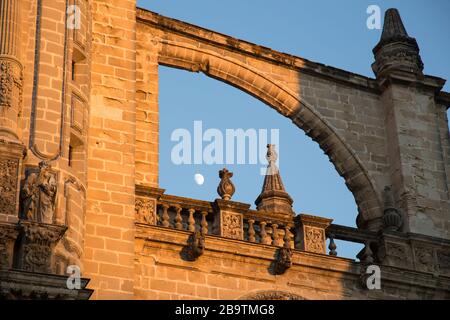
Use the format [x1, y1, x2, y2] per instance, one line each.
[265, 144, 279, 175]
[21, 161, 57, 224]
[217, 168, 235, 200]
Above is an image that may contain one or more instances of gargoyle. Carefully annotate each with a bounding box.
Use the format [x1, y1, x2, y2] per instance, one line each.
[187, 231, 205, 261]
[273, 247, 292, 275]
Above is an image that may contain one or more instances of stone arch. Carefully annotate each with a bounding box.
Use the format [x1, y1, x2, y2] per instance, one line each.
[156, 38, 382, 229]
[239, 290, 305, 300]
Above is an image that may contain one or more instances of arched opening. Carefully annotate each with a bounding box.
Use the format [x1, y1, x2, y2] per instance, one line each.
[154, 38, 382, 230]
[159, 66, 364, 258]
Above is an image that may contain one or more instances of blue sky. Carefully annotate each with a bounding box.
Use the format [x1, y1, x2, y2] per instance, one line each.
[137, 1, 450, 258]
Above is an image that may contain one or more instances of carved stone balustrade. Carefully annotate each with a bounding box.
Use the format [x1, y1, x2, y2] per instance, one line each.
[134, 185, 450, 279]
[243, 211, 294, 248]
[153, 192, 214, 235]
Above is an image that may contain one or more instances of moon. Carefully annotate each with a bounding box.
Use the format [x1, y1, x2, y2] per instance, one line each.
[194, 173, 205, 186]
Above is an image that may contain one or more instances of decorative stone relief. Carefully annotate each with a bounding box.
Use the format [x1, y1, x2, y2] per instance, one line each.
[135, 197, 156, 225]
[373, 47, 424, 76]
[437, 250, 450, 276]
[295, 214, 331, 254]
[0, 223, 19, 269]
[304, 226, 325, 254]
[385, 242, 409, 267]
[0, 157, 19, 216]
[0, 236, 10, 268]
[20, 161, 58, 224]
[18, 221, 67, 273]
[221, 212, 243, 240]
[414, 247, 437, 274]
[0, 61, 14, 108]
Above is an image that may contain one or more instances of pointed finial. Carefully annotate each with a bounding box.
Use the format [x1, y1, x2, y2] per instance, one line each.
[380, 8, 409, 41]
[372, 8, 423, 78]
[255, 145, 294, 220]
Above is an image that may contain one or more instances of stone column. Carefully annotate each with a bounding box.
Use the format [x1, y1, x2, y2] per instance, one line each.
[0, 0, 23, 141]
[0, 0, 25, 225]
[295, 214, 332, 254]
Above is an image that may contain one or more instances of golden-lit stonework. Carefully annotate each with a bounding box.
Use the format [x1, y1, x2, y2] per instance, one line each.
[0, 1, 449, 300]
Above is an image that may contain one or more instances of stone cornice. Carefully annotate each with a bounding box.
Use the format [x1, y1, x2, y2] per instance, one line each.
[136, 7, 381, 93]
[136, 7, 450, 103]
[136, 224, 450, 294]
[436, 91, 450, 109]
[0, 269, 93, 299]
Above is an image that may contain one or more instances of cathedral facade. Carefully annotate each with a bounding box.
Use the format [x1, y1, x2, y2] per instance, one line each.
[0, 1, 449, 299]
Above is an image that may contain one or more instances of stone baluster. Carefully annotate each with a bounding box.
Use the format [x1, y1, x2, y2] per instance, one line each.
[200, 211, 208, 234]
[188, 208, 196, 232]
[272, 224, 280, 246]
[248, 219, 256, 243]
[161, 204, 170, 227]
[328, 234, 337, 256]
[283, 226, 291, 248]
[359, 241, 374, 265]
[260, 221, 270, 245]
[175, 205, 183, 230]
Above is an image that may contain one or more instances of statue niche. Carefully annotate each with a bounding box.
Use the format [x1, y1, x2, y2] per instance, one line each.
[21, 161, 58, 224]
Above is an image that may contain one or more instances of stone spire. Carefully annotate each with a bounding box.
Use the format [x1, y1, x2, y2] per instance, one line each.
[255, 144, 294, 220]
[379, 8, 408, 41]
[372, 8, 423, 79]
